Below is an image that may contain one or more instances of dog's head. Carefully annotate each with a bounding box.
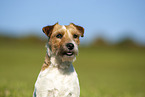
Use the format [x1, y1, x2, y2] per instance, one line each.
[42, 23, 84, 62]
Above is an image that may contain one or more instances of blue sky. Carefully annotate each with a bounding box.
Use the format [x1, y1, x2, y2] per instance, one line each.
[0, 0, 145, 44]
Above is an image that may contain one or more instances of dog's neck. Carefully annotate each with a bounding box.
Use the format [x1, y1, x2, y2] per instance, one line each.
[45, 44, 72, 70]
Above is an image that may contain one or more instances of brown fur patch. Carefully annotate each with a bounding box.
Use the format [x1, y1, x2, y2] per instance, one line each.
[67, 23, 84, 37]
[41, 54, 51, 71]
[42, 23, 59, 37]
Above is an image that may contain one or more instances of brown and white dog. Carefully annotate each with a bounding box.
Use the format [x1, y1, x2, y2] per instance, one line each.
[33, 23, 84, 97]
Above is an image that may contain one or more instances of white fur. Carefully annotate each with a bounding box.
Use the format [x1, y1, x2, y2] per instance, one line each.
[62, 25, 66, 30]
[34, 63, 80, 97]
[34, 45, 80, 97]
[67, 30, 71, 39]
[62, 25, 72, 39]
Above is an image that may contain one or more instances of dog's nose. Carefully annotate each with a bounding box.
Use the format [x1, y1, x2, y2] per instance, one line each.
[66, 43, 74, 50]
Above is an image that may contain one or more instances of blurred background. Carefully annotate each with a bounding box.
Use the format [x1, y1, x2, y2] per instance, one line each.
[0, 0, 145, 97]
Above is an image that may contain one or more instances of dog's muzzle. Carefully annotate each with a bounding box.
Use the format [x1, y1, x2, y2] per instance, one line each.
[59, 43, 78, 57]
[63, 43, 74, 56]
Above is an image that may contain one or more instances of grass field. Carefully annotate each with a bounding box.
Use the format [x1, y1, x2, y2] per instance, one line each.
[0, 41, 145, 97]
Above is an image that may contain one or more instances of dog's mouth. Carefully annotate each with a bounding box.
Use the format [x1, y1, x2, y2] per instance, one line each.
[63, 51, 74, 56]
[58, 49, 78, 62]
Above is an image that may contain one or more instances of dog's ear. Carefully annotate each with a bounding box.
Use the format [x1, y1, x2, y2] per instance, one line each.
[42, 23, 58, 37]
[70, 23, 84, 37]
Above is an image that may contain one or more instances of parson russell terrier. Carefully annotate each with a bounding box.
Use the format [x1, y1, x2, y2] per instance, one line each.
[33, 23, 84, 97]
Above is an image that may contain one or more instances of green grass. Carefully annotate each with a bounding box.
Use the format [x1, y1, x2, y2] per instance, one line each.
[0, 41, 145, 97]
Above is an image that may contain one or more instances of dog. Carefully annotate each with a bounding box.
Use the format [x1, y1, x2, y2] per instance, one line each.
[33, 23, 84, 97]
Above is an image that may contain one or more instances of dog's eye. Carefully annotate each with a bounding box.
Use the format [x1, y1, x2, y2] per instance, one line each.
[56, 34, 63, 39]
[73, 34, 78, 38]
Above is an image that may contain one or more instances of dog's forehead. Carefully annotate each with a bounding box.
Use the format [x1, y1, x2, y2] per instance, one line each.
[52, 24, 77, 33]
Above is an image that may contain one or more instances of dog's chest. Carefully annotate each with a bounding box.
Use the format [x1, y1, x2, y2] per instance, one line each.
[35, 65, 80, 97]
